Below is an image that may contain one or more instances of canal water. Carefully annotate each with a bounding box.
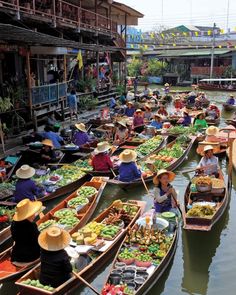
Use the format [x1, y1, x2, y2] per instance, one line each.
[1, 88, 236, 295]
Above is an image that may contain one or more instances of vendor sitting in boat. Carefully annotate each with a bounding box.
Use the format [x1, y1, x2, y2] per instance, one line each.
[91, 141, 113, 172]
[206, 104, 220, 120]
[152, 169, 178, 214]
[13, 165, 43, 203]
[187, 91, 196, 106]
[40, 139, 57, 164]
[150, 113, 163, 129]
[38, 226, 72, 288]
[197, 145, 219, 177]
[118, 149, 141, 182]
[178, 111, 191, 126]
[174, 97, 184, 110]
[194, 112, 208, 131]
[124, 101, 136, 117]
[133, 109, 145, 133]
[205, 126, 220, 142]
[11, 199, 42, 265]
[164, 83, 170, 94]
[114, 121, 129, 144]
[226, 94, 235, 105]
[42, 125, 64, 149]
[157, 105, 168, 118]
[143, 104, 152, 121]
[73, 123, 90, 146]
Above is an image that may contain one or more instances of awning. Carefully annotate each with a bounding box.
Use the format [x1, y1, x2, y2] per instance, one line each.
[111, 1, 144, 25]
[156, 49, 231, 58]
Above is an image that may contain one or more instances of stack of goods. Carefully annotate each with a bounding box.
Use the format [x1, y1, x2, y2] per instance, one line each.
[187, 204, 216, 218]
[167, 126, 196, 135]
[136, 136, 162, 157]
[53, 208, 80, 230]
[0, 182, 15, 199]
[0, 207, 15, 231]
[21, 279, 54, 292]
[191, 176, 212, 192]
[72, 159, 93, 171]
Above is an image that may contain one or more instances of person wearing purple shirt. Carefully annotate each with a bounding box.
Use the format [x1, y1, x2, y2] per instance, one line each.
[73, 123, 90, 146]
[181, 112, 192, 126]
[13, 165, 42, 203]
[118, 150, 141, 182]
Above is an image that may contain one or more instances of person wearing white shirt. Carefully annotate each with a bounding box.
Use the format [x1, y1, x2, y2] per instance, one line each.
[197, 145, 219, 177]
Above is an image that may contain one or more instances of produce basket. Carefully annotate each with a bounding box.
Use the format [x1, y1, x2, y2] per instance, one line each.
[211, 178, 225, 194]
[196, 183, 212, 192]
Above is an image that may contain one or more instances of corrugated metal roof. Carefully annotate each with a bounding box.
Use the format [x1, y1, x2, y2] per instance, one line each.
[156, 49, 231, 58]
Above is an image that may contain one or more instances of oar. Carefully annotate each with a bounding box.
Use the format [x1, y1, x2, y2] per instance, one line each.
[72, 271, 100, 295]
[181, 164, 217, 174]
[141, 174, 150, 195]
[110, 168, 117, 178]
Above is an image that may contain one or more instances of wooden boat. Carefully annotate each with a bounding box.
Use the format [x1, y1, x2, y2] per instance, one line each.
[196, 141, 227, 157]
[107, 136, 196, 189]
[15, 200, 146, 295]
[183, 170, 229, 231]
[226, 139, 236, 171]
[226, 119, 236, 128]
[206, 117, 220, 126]
[102, 212, 179, 295]
[223, 103, 236, 112]
[0, 155, 22, 181]
[0, 177, 108, 282]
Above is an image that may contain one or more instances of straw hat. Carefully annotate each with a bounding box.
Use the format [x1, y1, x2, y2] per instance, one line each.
[13, 199, 42, 222]
[105, 123, 115, 128]
[145, 104, 151, 110]
[175, 97, 181, 101]
[38, 226, 71, 251]
[94, 141, 111, 154]
[203, 145, 214, 152]
[196, 112, 205, 119]
[127, 101, 133, 105]
[153, 169, 176, 185]
[41, 139, 54, 148]
[16, 165, 35, 179]
[135, 109, 142, 113]
[119, 149, 137, 163]
[154, 113, 162, 119]
[206, 126, 219, 136]
[75, 123, 86, 132]
[117, 121, 127, 128]
[230, 94, 234, 97]
[164, 83, 169, 87]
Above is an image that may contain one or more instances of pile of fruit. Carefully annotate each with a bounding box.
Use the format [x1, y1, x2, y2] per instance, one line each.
[21, 279, 54, 292]
[0, 207, 15, 230]
[67, 196, 89, 208]
[72, 159, 93, 171]
[58, 215, 79, 228]
[187, 204, 216, 218]
[102, 284, 133, 295]
[38, 220, 57, 232]
[100, 225, 120, 239]
[0, 182, 15, 199]
[136, 136, 162, 157]
[81, 221, 105, 235]
[71, 228, 98, 245]
[53, 166, 86, 187]
[168, 126, 195, 135]
[54, 208, 77, 219]
[77, 186, 97, 198]
[193, 176, 212, 186]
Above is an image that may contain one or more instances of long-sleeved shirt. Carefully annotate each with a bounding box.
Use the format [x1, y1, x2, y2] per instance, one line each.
[194, 119, 208, 131]
[42, 131, 63, 148]
[226, 98, 235, 105]
[124, 107, 135, 117]
[198, 155, 219, 175]
[133, 116, 144, 127]
[182, 115, 192, 126]
[119, 162, 141, 182]
[73, 131, 90, 146]
[40, 249, 72, 288]
[11, 220, 40, 262]
[150, 120, 163, 129]
[13, 179, 40, 203]
[91, 153, 113, 171]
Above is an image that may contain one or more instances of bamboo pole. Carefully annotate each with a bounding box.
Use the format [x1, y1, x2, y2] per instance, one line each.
[72, 272, 100, 295]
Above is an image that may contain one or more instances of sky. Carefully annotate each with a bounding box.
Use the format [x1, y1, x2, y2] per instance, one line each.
[119, 0, 236, 32]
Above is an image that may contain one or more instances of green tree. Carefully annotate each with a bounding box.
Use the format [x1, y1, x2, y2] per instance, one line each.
[146, 58, 168, 76]
[127, 57, 143, 77]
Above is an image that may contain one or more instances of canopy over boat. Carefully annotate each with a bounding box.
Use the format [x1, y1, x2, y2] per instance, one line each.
[199, 78, 236, 83]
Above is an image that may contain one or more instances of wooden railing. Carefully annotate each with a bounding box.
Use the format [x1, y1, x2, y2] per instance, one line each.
[0, 0, 118, 35]
[191, 66, 227, 76]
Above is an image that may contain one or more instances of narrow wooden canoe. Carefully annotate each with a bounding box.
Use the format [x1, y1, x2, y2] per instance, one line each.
[223, 103, 236, 112]
[15, 201, 146, 295]
[196, 141, 227, 157]
[102, 213, 179, 295]
[226, 119, 236, 128]
[206, 117, 220, 126]
[107, 136, 196, 189]
[183, 170, 229, 231]
[0, 177, 108, 283]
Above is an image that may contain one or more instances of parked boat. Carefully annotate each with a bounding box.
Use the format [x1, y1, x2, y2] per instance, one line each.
[183, 170, 229, 231]
[198, 78, 236, 92]
[0, 155, 22, 181]
[0, 177, 108, 282]
[206, 117, 220, 126]
[15, 200, 146, 294]
[196, 141, 227, 157]
[102, 211, 179, 295]
[223, 103, 236, 112]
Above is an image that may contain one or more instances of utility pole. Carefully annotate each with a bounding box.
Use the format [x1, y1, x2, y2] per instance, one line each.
[226, 0, 230, 35]
[210, 23, 216, 79]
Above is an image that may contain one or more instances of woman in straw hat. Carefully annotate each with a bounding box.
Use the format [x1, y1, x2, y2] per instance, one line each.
[38, 226, 72, 288]
[11, 199, 42, 264]
[157, 105, 168, 118]
[174, 96, 184, 110]
[124, 101, 136, 117]
[194, 112, 208, 131]
[42, 125, 64, 149]
[114, 121, 129, 144]
[118, 149, 141, 182]
[205, 126, 220, 142]
[226, 94, 235, 105]
[73, 123, 90, 147]
[143, 104, 152, 121]
[152, 169, 178, 214]
[178, 111, 191, 127]
[13, 165, 43, 203]
[91, 141, 113, 172]
[206, 103, 220, 120]
[40, 139, 57, 164]
[133, 109, 144, 133]
[197, 145, 219, 176]
[150, 113, 163, 130]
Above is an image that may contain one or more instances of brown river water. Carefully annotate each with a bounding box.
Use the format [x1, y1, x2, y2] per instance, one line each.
[1, 88, 236, 295]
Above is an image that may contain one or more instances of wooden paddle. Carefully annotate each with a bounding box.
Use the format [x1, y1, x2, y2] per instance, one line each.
[110, 168, 117, 178]
[72, 271, 100, 295]
[141, 174, 150, 195]
[181, 163, 217, 174]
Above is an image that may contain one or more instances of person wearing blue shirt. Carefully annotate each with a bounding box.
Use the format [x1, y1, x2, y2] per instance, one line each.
[150, 114, 163, 129]
[124, 101, 135, 117]
[42, 126, 64, 149]
[67, 89, 78, 120]
[187, 91, 196, 106]
[118, 150, 141, 182]
[119, 92, 127, 105]
[226, 94, 235, 105]
[181, 112, 192, 126]
[110, 95, 117, 109]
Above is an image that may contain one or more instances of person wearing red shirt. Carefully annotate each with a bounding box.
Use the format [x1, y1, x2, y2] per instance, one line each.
[133, 109, 144, 133]
[91, 142, 113, 172]
[174, 97, 184, 110]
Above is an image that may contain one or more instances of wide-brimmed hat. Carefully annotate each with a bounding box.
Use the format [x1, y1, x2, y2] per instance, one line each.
[230, 94, 234, 97]
[196, 112, 205, 119]
[135, 109, 142, 113]
[117, 121, 127, 128]
[206, 126, 219, 136]
[154, 113, 162, 119]
[38, 226, 71, 251]
[94, 141, 111, 154]
[75, 123, 86, 132]
[16, 165, 35, 179]
[145, 104, 151, 110]
[13, 199, 42, 221]
[204, 145, 214, 152]
[127, 101, 133, 105]
[119, 149, 137, 163]
[164, 83, 169, 87]
[153, 169, 176, 185]
[175, 97, 181, 101]
[41, 139, 54, 148]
